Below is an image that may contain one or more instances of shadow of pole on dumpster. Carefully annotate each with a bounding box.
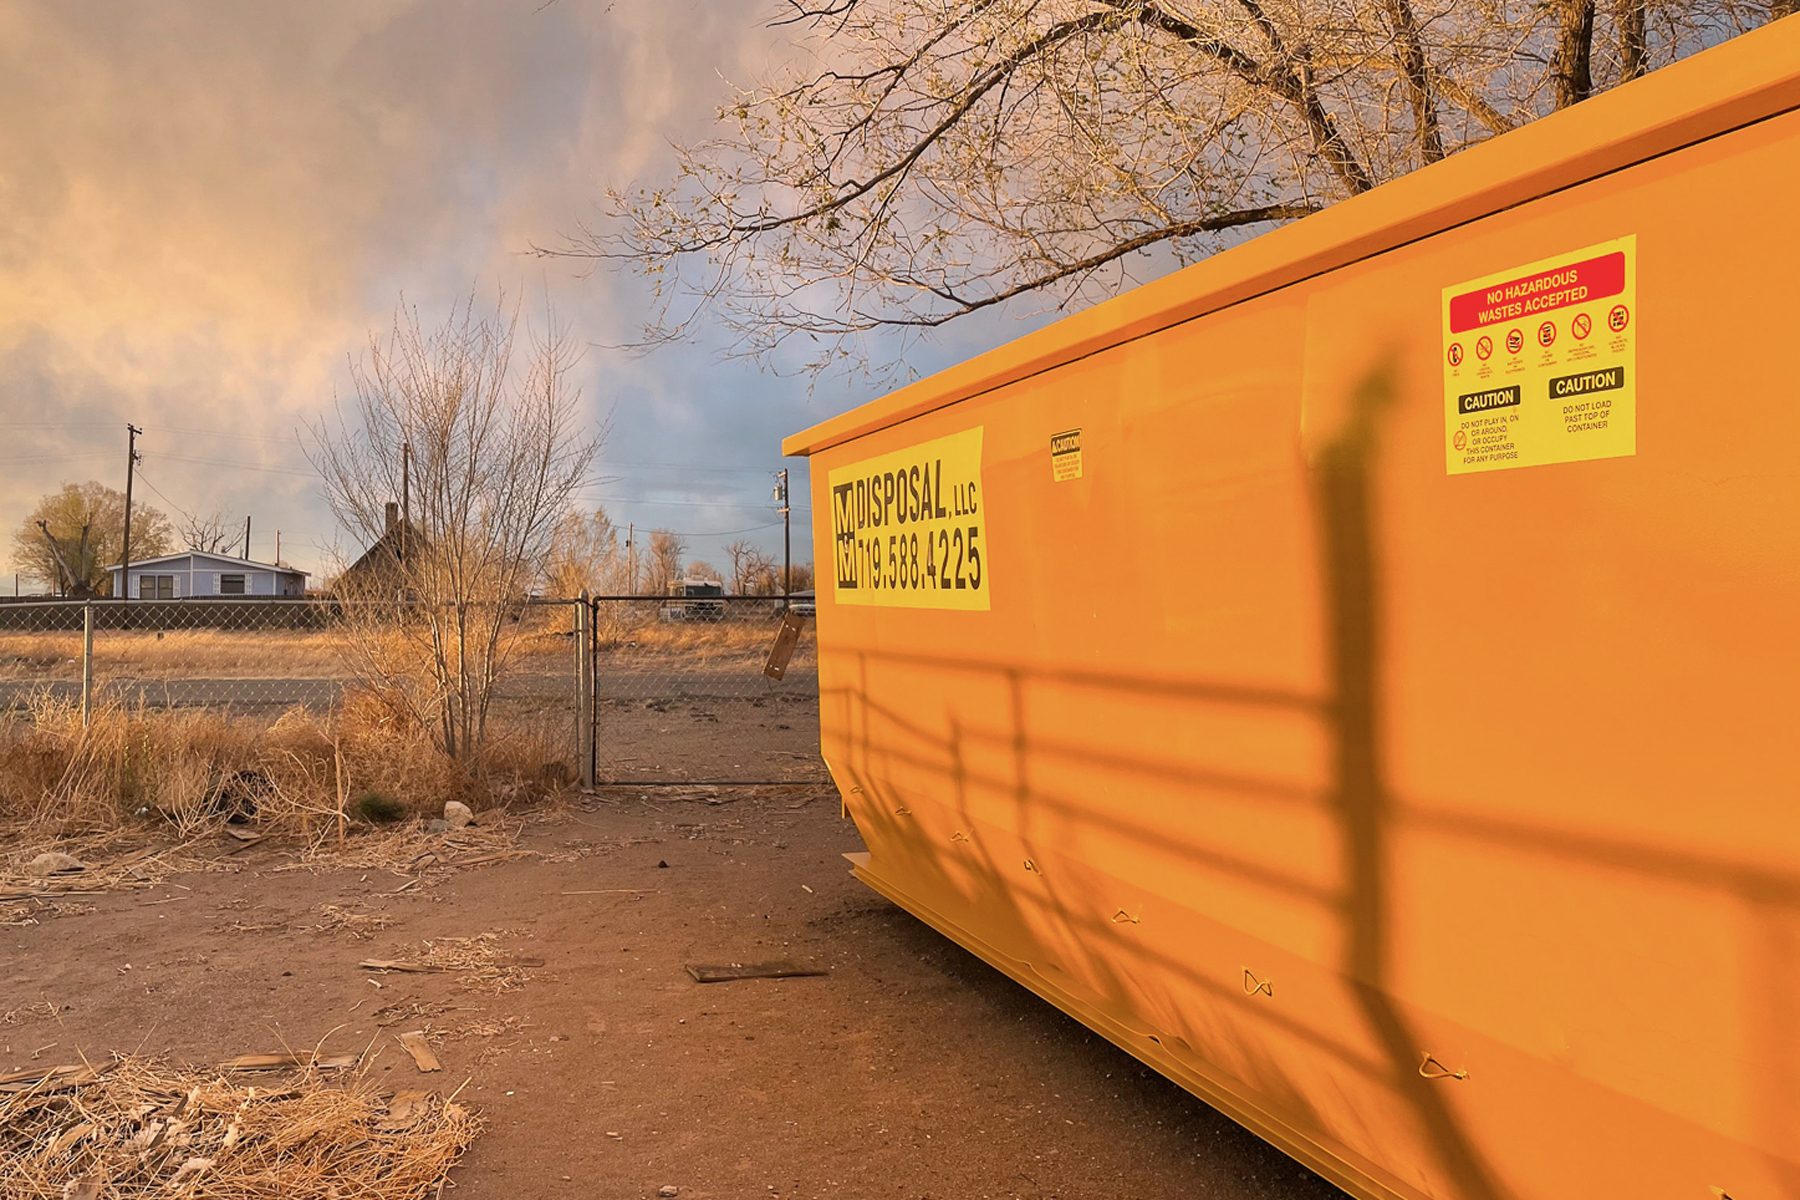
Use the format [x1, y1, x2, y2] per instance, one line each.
[1313, 361, 1504, 1200]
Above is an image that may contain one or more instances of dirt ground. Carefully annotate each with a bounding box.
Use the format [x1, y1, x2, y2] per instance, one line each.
[2, 790, 1343, 1199]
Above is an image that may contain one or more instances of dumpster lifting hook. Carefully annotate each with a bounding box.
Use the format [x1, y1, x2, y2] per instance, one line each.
[1418, 1053, 1469, 1081]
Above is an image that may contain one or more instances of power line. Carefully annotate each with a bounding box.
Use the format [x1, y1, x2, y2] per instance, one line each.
[593, 461, 792, 476]
[130, 469, 200, 525]
[570, 492, 808, 513]
[143, 424, 305, 446]
[146, 452, 320, 479]
[644, 519, 786, 539]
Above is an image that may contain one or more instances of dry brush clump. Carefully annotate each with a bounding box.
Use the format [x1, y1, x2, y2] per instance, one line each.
[0, 691, 571, 841]
[0, 1054, 477, 1199]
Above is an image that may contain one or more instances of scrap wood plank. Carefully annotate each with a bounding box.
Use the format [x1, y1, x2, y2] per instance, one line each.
[397, 1031, 442, 1073]
[358, 960, 444, 973]
[685, 960, 828, 984]
[0, 1064, 99, 1092]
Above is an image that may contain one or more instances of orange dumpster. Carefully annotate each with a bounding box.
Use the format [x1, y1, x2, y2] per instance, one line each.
[784, 18, 1800, 1200]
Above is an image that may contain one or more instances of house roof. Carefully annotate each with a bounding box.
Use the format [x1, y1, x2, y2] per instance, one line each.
[109, 551, 309, 577]
[343, 520, 423, 577]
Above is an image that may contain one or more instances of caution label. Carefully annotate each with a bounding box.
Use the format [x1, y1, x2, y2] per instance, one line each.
[1442, 236, 1636, 474]
[829, 427, 988, 610]
[1050, 428, 1084, 482]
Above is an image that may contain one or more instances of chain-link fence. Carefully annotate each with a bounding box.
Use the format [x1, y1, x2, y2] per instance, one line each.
[0, 595, 824, 788]
[589, 595, 824, 785]
[0, 597, 587, 773]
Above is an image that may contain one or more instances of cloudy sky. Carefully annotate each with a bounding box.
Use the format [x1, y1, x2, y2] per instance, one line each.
[0, 0, 1014, 589]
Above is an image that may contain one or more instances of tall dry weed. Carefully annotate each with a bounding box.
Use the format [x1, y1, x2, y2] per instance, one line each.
[0, 690, 569, 839]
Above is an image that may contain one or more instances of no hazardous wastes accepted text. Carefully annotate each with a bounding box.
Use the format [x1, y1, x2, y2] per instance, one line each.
[1442, 236, 1637, 475]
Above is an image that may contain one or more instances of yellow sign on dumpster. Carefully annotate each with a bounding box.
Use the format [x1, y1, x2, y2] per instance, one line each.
[1442, 235, 1637, 474]
[828, 426, 989, 610]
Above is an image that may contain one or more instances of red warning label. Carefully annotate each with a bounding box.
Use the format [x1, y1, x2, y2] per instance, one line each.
[1448, 251, 1627, 333]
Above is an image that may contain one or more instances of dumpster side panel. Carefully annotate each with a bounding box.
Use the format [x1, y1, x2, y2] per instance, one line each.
[804, 79, 1800, 1200]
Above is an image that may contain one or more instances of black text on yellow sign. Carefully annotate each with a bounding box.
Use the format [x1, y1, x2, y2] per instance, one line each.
[829, 427, 989, 610]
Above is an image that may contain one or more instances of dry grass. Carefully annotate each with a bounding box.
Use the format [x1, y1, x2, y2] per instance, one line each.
[0, 693, 571, 844]
[301, 904, 394, 941]
[1, 901, 95, 928]
[0, 1054, 477, 1199]
[369, 933, 538, 994]
[281, 816, 526, 876]
[604, 615, 814, 666]
[0, 828, 229, 897]
[0, 610, 791, 682]
[0, 626, 574, 682]
[0, 1001, 58, 1027]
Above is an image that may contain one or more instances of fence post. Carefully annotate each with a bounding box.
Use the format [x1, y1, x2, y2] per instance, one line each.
[576, 594, 596, 788]
[81, 600, 94, 727]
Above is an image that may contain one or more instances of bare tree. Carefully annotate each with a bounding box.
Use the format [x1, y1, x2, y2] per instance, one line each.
[686, 559, 723, 582]
[646, 528, 686, 593]
[552, 0, 1775, 375]
[725, 537, 776, 594]
[546, 505, 630, 597]
[309, 295, 600, 760]
[180, 511, 238, 555]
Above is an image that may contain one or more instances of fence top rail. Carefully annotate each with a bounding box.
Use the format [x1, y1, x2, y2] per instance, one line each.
[1, 596, 591, 609]
[588, 594, 801, 603]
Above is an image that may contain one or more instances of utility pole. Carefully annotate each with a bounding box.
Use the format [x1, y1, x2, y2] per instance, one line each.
[121, 424, 141, 601]
[243, 515, 252, 561]
[275, 529, 281, 565]
[400, 441, 411, 562]
[626, 522, 635, 594]
[774, 469, 791, 609]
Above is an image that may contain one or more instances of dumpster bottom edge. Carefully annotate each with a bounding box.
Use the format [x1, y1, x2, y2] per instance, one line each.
[842, 850, 1414, 1200]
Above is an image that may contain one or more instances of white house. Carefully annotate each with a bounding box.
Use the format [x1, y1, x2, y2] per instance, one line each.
[108, 551, 308, 599]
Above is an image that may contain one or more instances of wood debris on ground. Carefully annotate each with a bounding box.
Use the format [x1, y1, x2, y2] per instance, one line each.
[685, 960, 828, 984]
[303, 904, 393, 940]
[370, 999, 456, 1029]
[277, 816, 527, 876]
[218, 1052, 358, 1073]
[396, 1032, 442, 1073]
[0, 829, 233, 899]
[0, 1054, 476, 1199]
[360, 933, 542, 993]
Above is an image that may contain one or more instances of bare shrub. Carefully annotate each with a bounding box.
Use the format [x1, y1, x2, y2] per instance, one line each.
[310, 295, 599, 761]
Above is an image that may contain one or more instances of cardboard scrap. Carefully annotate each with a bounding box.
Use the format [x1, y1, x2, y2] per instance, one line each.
[381, 1088, 432, 1129]
[685, 961, 828, 984]
[762, 611, 806, 680]
[397, 1031, 442, 1073]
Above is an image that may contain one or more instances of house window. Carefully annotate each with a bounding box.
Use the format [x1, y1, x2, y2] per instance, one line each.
[138, 575, 175, 600]
[219, 574, 247, 596]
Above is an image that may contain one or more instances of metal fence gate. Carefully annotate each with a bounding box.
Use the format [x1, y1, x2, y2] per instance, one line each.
[585, 595, 825, 786]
